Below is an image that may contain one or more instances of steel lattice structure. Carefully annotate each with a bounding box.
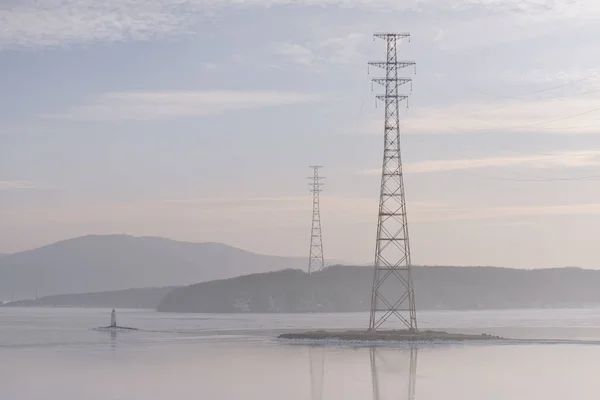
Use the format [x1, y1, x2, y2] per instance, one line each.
[308, 166, 325, 274]
[368, 33, 418, 331]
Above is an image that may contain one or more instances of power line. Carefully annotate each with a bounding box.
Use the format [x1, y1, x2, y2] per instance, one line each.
[415, 149, 600, 183]
[464, 169, 600, 183]
[420, 104, 600, 135]
[495, 106, 600, 131]
[479, 71, 600, 101]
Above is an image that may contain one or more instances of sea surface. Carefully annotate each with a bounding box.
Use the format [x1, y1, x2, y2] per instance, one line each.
[1, 307, 600, 399]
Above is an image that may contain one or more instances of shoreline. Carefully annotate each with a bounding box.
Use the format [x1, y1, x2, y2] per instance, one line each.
[278, 329, 503, 342]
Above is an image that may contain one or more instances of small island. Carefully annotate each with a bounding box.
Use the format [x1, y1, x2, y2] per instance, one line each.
[278, 329, 504, 342]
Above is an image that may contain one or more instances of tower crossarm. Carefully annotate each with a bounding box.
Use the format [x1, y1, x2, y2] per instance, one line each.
[375, 95, 409, 102]
[373, 32, 411, 40]
[368, 61, 416, 70]
[372, 77, 412, 87]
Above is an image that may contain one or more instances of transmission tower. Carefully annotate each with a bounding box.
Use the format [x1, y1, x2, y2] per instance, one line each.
[368, 32, 418, 331]
[308, 166, 325, 274]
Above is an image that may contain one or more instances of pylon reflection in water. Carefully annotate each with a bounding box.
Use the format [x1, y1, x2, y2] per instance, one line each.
[370, 347, 418, 400]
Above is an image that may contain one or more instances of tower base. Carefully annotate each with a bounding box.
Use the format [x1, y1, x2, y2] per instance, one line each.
[278, 329, 503, 342]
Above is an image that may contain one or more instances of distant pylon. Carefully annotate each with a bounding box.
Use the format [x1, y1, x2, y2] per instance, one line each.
[308, 166, 325, 274]
[368, 33, 418, 331]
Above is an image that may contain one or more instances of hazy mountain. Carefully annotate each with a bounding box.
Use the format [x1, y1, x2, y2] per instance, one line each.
[0, 235, 341, 300]
[3, 286, 175, 309]
[157, 265, 600, 313]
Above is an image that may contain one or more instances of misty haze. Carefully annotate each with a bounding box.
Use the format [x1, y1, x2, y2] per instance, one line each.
[3, 1, 600, 399]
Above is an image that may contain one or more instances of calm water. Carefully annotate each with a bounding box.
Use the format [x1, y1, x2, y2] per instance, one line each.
[1, 307, 600, 399]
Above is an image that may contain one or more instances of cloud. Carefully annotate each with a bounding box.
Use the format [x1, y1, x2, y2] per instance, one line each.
[499, 68, 600, 87]
[165, 196, 307, 207]
[0, 181, 46, 190]
[9, 191, 600, 229]
[5, 0, 598, 49]
[0, 0, 380, 48]
[271, 33, 367, 68]
[2, 194, 446, 229]
[270, 43, 316, 66]
[348, 197, 600, 223]
[408, 151, 600, 173]
[318, 33, 366, 64]
[0, 0, 195, 49]
[40, 90, 322, 121]
[202, 62, 218, 70]
[410, 98, 600, 134]
[419, 202, 600, 223]
[463, 0, 600, 21]
[355, 95, 600, 136]
[164, 195, 452, 225]
[362, 150, 600, 175]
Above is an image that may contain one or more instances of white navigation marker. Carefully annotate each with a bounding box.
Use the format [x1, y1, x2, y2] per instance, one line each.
[94, 308, 137, 331]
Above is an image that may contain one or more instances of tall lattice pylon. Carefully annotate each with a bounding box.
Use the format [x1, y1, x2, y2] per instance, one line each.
[368, 33, 418, 331]
[308, 166, 325, 274]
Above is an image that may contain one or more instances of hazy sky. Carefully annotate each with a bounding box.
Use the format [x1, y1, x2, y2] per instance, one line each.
[2, 0, 600, 268]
